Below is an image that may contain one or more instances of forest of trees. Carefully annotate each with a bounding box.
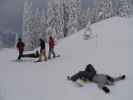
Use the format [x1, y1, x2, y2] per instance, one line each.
[0, 31, 16, 48]
[22, 0, 133, 50]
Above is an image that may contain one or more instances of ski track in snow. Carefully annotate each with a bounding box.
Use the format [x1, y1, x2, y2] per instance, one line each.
[0, 17, 132, 100]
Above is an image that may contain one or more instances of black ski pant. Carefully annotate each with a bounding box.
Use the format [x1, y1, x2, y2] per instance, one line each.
[17, 50, 23, 60]
[70, 71, 94, 82]
[48, 48, 56, 59]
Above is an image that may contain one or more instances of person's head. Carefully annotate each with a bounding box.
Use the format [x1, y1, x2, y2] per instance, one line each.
[85, 64, 96, 73]
[39, 38, 43, 42]
[35, 50, 39, 56]
[18, 38, 22, 42]
[87, 64, 93, 68]
[49, 36, 53, 40]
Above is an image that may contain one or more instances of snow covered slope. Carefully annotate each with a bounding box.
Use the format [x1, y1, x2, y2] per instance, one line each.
[0, 17, 132, 100]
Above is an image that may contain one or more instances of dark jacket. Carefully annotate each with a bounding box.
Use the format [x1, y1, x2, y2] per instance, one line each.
[16, 41, 25, 52]
[85, 64, 97, 81]
[40, 39, 45, 50]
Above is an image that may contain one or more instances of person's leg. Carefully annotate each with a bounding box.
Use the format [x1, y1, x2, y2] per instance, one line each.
[51, 48, 56, 58]
[39, 53, 43, 61]
[106, 75, 126, 82]
[38, 50, 43, 61]
[92, 74, 110, 93]
[69, 71, 85, 82]
[48, 48, 52, 59]
[111, 75, 126, 82]
[18, 51, 23, 60]
[98, 83, 110, 93]
[43, 50, 47, 61]
[106, 75, 114, 82]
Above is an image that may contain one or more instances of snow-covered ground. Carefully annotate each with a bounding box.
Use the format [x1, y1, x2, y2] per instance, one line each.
[0, 17, 132, 100]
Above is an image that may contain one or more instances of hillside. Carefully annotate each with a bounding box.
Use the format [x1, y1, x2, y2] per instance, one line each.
[0, 17, 132, 100]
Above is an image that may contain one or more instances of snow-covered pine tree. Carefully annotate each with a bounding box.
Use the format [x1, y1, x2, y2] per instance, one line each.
[47, 0, 81, 38]
[91, 7, 97, 24]
[78, 8, 91, 30]
[83, 20, 93, 40]
[73, 0, 81, 30]
[31, 8, 41, 49]
[47, 0, 64, 40]
[95, 0, 113, 22]
[118, 0, 131, 17]
[47, 0, 55, 33]
[22, 1, 34, 50]
[62, 0, 69, 37]
[40, 9, 48, 42]
[67, 0, 81, 35]
[54, 0, 64, 39]
[130, 0, 133, 16]
[129, 0, 133, 16]
[78, 9, 88, 30]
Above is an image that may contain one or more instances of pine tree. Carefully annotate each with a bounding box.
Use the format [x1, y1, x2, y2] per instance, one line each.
[54, 0, 64, 39]
[47, 0, 64, 40]
[73, 0, 81, 30]
[47, 0, 58, 39]
[62, 0, 69, 37]
[118, 0, 131, 17]
[40, 9, 48, 42]
[31, 8, 41, 49]
[78, 8, 90, 30]
[95, 0, 113, 21]
[67, 0, 81, 35]
[22, 1, 34, 50]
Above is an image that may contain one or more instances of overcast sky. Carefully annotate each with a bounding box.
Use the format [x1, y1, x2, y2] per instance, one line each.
[0, 0, 94, 33]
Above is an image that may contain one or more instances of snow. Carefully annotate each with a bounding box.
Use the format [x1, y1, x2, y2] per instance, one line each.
[0, 17, 132, 100]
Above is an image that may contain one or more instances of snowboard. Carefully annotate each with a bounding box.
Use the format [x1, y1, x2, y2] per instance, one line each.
[12, 59, 34, 63]
[34, 54, 61, 63]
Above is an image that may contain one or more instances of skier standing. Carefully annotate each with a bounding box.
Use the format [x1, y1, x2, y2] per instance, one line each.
[38, 38, 47, 62]
[16, 38, 25, 60]
[48, 36, 56, 59]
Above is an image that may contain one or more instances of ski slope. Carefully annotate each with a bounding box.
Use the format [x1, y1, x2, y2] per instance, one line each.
[0, 17, 132, 100]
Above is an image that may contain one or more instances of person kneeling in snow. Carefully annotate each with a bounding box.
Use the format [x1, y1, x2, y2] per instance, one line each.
[67, 64, 126, 93]
[37, 38, 48, 62]
[21, 50, 39, 58]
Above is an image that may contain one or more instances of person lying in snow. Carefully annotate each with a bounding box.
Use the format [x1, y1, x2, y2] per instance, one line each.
[67, 64, 126, 93]
[21, 50, 40, 58]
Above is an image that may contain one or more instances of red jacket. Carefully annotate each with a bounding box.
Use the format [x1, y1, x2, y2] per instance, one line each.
[49, 37, 55, 48]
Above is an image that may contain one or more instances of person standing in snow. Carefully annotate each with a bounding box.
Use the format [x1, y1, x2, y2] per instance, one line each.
[38, 38, 47, 62]
[67, 64, 126, 93]
[48, 36, 56, 59]
[16, 38, 25, 60]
